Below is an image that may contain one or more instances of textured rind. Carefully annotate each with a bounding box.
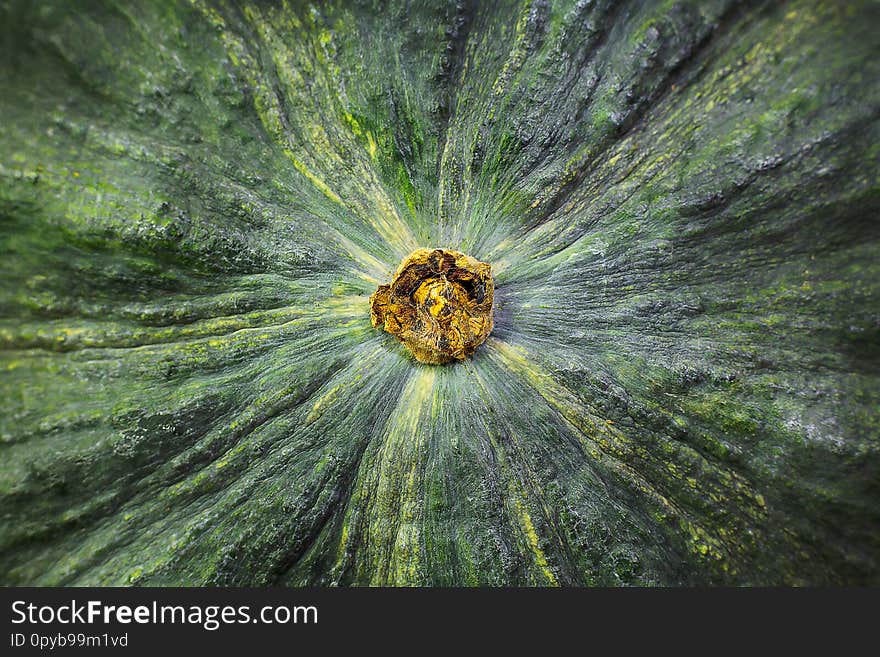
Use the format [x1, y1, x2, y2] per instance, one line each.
[0, 0, 878, 585]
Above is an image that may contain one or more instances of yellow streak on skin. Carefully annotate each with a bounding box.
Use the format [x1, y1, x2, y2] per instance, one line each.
[470, 364, 559, 586]
[319, 294, 371, 321]
[190, 0, 408, 278]
[306, 344, 384, 424]
[487, 338, 756, 566]
[491, 0, 537, 96]
[285, 149, 344, 206]
[376, 367, 435, 585]
[514, 496, 559, 586]
[486, 5, 825, 273]
[243, 5, 418, 258]
[336, 367, 436, 585]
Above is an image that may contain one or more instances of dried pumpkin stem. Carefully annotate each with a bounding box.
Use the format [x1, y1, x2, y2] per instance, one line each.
[370, 248, 495, 364]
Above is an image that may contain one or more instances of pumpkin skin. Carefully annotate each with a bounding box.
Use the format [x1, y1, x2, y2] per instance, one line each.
[0, 0, 878, 586]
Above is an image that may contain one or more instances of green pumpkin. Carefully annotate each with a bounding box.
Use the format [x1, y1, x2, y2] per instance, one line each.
[1, 0, 878, 586]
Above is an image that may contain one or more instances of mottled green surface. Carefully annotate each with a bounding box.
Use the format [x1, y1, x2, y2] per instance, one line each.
[1, 0, 878, 585]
